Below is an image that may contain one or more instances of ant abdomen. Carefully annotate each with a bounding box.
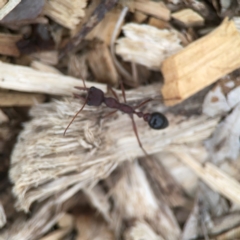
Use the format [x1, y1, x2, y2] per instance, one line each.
[148, 112, 168, 130]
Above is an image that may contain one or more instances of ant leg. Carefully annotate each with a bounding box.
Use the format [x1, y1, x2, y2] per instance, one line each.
[120, 81, 127, 103]
[107, 85, 119, 101]
[134, 98, 153, 110]
[64, 95, 88, 136]
[130, 114, 149, 156]
[74, 86, 89, 91]
[103, 109, 118, 118]
[73, 93, 85, 101]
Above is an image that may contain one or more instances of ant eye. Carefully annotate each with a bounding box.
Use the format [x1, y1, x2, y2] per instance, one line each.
[148, 112, 168, 130]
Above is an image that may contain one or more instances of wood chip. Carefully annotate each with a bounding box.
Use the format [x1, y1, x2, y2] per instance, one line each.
[148, 17, 170, 29]
[133, 0, 170, 21]
[31, 60, 62, 75]
[0, 61, 106, 96]
[0, 0, 7, 9]
[116, 23, 183, 70]
[171, 147, 240, 205]
[172, 9, 204, 27]
[85, 7, 123, 45]
[43, 0, 87, 30]
[133, 11, 148, 23]
[161, 19, 240, 105]
[87, 42, 118, 86]
[30, 51, 59, 65]
[0, 91, 46, 106]
[0, 33, 21, 57]
[0, 109, 8, 123]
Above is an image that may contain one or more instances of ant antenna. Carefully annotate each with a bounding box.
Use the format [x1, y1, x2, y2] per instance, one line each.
[64, 94, 88, 136]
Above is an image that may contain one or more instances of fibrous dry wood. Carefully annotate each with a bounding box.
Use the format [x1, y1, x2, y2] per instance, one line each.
[116, 23, 183, 70]
[43, 0, 87, 30]
[9, 92, 219, 212]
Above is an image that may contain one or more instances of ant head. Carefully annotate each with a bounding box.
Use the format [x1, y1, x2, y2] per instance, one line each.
[148, 112, 168, 130]
[87, 87, 104, 106]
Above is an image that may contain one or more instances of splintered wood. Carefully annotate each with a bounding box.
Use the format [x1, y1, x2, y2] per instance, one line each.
[161, 19, 240, 105]
[43, 0, 87, 29]
[85, 7, 123, 45]
[3, 1, 240, 240]
[87, 43, 118, 85]
[171, 9, 204, 27]
[133, 0, 170, 21]
[116, 23, 183, 70]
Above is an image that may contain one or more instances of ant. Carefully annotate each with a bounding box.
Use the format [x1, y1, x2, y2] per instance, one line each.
[64, 79, 169, 155]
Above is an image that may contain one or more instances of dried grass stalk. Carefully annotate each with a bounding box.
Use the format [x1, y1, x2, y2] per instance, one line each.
[9, 94, 219, 212]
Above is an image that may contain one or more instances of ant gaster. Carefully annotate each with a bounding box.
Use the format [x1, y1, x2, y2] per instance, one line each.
[64, 80, 169, 155]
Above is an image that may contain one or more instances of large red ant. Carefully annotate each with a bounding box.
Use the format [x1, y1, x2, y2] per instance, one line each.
[64, 79, 169, 155]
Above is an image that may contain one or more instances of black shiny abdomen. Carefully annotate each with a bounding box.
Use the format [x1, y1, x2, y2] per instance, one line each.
[148, 112, 168, 130]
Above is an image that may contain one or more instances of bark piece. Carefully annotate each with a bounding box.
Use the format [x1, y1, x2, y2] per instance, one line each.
[0, 33, 21, 57]
[43, 0, 87, 30]
[133, 0, 170, 21]
[87, 42, 118, 86]
[0, 0, 45, 23]
[161, 19, 240, 105]
[172, 9, 204, 27]
[0, 0, 21, 21]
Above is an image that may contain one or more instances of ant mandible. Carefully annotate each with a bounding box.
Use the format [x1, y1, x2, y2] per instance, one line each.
[64, 79, 169, 155]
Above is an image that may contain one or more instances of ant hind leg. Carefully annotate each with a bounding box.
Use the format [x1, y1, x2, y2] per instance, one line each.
[130, 114, 149, 156]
